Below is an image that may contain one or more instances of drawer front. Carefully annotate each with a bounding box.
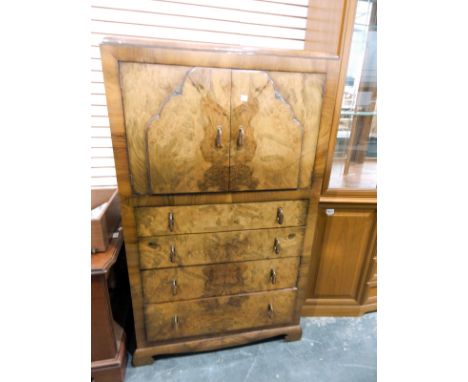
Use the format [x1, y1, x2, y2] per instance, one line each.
[145, 289, 297, 342]
[142, 257, 300, 304]
[139, 227, 305, 269]
[136, 200, 308, 237]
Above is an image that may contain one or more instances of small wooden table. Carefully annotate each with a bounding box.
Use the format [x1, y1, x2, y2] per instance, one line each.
[91, 229, 128, 382]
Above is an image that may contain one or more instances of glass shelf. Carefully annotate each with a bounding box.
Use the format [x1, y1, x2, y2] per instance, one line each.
[328, 0, 377, 192]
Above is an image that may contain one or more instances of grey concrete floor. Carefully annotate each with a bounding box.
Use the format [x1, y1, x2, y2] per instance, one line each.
[125, 313, 376, 382]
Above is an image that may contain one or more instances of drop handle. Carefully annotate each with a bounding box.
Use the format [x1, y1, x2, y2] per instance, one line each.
[171, 279, 178, 295]
[270, 269, 277, 284]
[168, 212, 174, 232]
[268, 303, 274, 318]
[237, 127, 245, 148]
[273, 238, 281, 255]
[169, 244, 176, 263]
[172, 315, 180, 329]
[215, 126, 223, 148]
[276, 207, 284, 225]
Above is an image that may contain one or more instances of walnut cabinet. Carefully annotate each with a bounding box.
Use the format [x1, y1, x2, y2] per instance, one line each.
[100, 37, 345, 366]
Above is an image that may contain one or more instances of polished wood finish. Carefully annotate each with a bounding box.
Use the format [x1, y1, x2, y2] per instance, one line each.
[120, 63, 324, 194]
[229, 70, 324, 191]
[135, 200, 308, 236]
[302, 201, 377, 316]
[101, 37, 342, 363]
[121, 64, 231, 194]
[139, 226, 305, 269]
[313, 209, 375, 297]
[144, 289, 297, 342]
[142, 258, 300, 303]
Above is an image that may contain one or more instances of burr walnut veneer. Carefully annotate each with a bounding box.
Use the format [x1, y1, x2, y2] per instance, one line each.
[100, 37, 344, 366]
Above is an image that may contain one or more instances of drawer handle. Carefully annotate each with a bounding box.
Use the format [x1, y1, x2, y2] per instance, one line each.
[268, 303, 274, 318]
[273, 238, 281, 255]
[276, 207, 284, 225]
[237, 127, 245, 148]
[215, 126, 223, 148]
[172, 315, 180, 329]
[171, 279, 177, 295]
[168, 212, 174, 231]
[270, 269, 277, 284]
[169, 244, 176, 263]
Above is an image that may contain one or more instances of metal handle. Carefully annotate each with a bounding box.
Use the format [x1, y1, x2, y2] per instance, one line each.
[168, 212, 174, 231]
[273, 238, 281, 255]
[268, 303, 274, 318]
[270, 269, 277, 284]
[172, 315, 180, 329]
[237, 127, 245, 148]
[276, 207, 284, 225]
[216, 126, 223, 148]
[171, 279, 177, 295]
[170, 244, 176, 263]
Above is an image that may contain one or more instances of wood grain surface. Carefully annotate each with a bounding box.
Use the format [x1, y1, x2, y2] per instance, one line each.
[147, 67, 231, 194]
[99, 2, 356, 358]
[135, 200, 308, 236]
[268, 71, 325, 188]
[120, 63, 189, 194]
[230, 70, 324, 191]
[142, 257, 300, 303]
[139, 226, 305, 269]
[144, 289, 297, 342]
[312, 208, 375, 299]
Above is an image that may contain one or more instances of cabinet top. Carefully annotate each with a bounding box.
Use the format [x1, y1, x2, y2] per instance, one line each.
[100, 36, 340, 61]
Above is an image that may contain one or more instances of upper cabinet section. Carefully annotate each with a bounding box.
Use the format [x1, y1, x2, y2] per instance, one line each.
[327, 0, 377, 192]
[120, 63, 325, 195]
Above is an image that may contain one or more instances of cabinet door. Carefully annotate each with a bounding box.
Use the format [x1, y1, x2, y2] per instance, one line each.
[310, 206, 376, 301]
[120, 63, 231, 194]
[229, 70, 324, 191]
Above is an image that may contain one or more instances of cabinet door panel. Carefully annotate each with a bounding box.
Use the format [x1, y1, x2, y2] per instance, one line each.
[312, 207, 376, 300]
[229, 70, 324, 191]
[120, 63, 231, 194]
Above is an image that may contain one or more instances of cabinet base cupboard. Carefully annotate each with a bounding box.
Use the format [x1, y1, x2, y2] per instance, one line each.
[100, 38, 342, 366]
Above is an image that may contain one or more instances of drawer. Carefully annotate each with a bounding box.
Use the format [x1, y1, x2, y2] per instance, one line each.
[135, 200, 308, 237]
[142, 257, 300, 304]
[139, 227, 305, 269]
[144, 289, 297, 342]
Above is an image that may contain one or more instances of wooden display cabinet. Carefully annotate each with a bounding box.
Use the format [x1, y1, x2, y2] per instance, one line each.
[301, 0, 377, 317]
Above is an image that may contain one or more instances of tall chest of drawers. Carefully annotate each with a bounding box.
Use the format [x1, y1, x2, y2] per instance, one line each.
[100, 38, 339, 365]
